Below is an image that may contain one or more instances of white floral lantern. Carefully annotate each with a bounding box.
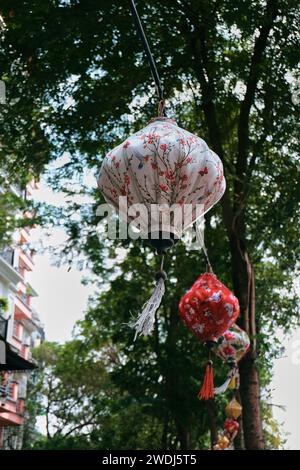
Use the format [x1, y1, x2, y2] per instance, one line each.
[98, 117, 225, 252]
[98, 117, 226, 338]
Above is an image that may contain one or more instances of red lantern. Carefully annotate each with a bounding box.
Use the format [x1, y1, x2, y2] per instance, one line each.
[213, 418, 240, 450]
[224, 418, 239, 436]
[179, 273, 240, 343]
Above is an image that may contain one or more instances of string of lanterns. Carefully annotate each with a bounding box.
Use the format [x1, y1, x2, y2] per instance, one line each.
[178, 272, 249, 449]
[98, 0, 250, 450]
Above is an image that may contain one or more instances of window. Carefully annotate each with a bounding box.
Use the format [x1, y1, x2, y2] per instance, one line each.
[8, 382, 18, 402]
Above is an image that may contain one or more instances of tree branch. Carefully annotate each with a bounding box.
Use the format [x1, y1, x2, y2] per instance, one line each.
[62, 412, 99, 439]
[235, 0, 278, 202]
[180, 5, 234, 232]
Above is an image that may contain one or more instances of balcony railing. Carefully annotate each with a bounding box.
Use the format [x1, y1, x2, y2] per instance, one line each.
[5, 380, 18, 402]
[14, 296, 31, 321]
[0, 384, 9, 403]
[19, 250, 34, 272]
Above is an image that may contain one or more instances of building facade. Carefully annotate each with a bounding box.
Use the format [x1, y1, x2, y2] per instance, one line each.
[0, 181, 44, 449]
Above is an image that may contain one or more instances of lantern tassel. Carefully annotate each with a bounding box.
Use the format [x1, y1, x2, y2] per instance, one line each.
[214, 367, 236, 395]
[214, 376, 232, 395]
[131, 274, 166, 340]
[214, 364, 240, 395]
[199, 359, 214, 400]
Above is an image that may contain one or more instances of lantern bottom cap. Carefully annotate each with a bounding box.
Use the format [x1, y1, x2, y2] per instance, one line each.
[147, 230, 180, 255]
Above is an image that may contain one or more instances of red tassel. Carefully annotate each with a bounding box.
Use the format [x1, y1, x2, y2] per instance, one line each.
[199, 360, 214, 400]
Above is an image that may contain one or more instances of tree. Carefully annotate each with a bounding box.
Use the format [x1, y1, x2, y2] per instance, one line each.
[26, 246, 286, 450]
[29, 341, 110, 442]
[0, 0, 299, 449]
[0, 9, 53, 246]
[28, 338, 213, 450]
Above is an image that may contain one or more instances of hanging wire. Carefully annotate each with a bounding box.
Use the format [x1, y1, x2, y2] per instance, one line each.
[129, 0, 166, 115]
[160, 253, 165, 271]
[196, 218, 214, 273]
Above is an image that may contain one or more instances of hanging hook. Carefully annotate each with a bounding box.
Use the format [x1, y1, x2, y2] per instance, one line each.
[158, 98, 166, 117]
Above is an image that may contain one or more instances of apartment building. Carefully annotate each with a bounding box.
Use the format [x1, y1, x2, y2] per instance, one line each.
[0, 181, 44, 449]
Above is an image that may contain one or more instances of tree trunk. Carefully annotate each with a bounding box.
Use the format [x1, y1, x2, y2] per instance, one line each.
[176, 422, 191, 450]
[206, 398, 218, 449]
[229, 231, 265, 450]
[179, 0, 278, 451]
[239, 355, 264, 449]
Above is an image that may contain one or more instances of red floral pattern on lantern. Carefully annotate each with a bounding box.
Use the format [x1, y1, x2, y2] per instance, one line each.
[178, 273, 240, 343]
[160, 143, 168, 151]
[159, 184, 169, 193]
[199, 166, 208, 176]
[212, 323, 250, 363]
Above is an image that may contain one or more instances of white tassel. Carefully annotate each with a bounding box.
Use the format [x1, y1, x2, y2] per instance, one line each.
[214, 376, 233, 395]
[214, 366, 239, 395]
[131, 276, 165, 340]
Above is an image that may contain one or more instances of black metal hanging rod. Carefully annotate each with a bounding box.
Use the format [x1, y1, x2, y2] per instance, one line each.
[129, 0, 165, 111]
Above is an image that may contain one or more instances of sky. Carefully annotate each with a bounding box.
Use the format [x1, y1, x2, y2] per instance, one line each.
[28, 246, 94, 342]
[269, 330, 300, 449]
[26, 178, 96, 343]
[26, 181, 300, 449]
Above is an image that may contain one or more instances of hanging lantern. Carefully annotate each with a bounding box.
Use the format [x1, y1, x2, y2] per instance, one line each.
[213, 417, 240, 450]
[178, 273, 240, 343]
[98, 117, 225, 252]
[98, 118, 226, 338]
[225, 398, 242, 420]
[178, 272, 239, 400]
[224, 418, 239, 437]
[213, 398, 242, 450]
[212, 324, 250, 395]
[213, 434, 230, 451]
[213, 324, 250, 363]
